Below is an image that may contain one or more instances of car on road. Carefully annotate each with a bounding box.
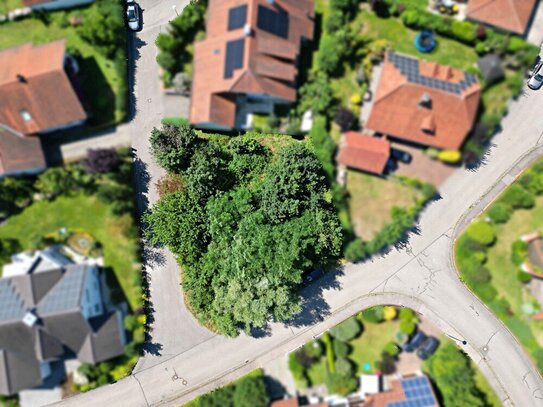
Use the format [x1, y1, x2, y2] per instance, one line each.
[416, 336, 439, 360]
[528, 59, 543, 90]
[403, 330, 427, 352]
[391, 149, 412, 164]
[126, 0, 141, 32]
[302, 268, 324, 286]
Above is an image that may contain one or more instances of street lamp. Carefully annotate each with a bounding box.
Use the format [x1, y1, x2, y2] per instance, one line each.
[172, 5, 178, 16]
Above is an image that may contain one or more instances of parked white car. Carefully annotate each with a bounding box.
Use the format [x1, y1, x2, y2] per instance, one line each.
[126, 0, 141, 32]
[528, 60, 543, 90]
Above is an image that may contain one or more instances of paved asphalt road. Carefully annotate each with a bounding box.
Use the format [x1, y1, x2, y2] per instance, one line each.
[53, 2, 543, 406]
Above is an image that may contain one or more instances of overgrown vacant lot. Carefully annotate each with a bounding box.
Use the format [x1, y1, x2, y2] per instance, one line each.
[346, 171, 420, 240]
[0, 193, 140, 309]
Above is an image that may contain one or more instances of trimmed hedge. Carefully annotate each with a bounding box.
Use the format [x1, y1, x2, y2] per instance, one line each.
[466, 221, 496, 246]
[330, 316, 362, 342]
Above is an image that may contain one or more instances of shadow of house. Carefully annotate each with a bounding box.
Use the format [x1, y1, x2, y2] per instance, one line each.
[77, 56, 116, 127]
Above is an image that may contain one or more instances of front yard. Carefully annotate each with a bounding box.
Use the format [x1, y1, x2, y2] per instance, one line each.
[346, 172, 420, 240]
[0, 2, 127, 127]
[456, 159, 543, 373]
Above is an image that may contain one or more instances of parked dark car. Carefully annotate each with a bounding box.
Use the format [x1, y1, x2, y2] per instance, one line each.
[391, 149, 412, 164]
[302, 268, 324, 286]
[403, 330, 427, 352]
[416, 336, 439, 360]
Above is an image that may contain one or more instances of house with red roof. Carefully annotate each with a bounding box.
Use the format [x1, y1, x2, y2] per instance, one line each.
[466, 0, 537, 35]
[0, 40, 86, 176]
[365, 52, 481, 151]
[190, 0, 314, 131]
[337, 132, 391, 175]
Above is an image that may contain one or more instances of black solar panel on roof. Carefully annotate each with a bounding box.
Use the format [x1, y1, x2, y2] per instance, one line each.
[224, 38, 245, 79]
[228, 5, 247, 31]
[389, 52, 477, 95]
[257, 5, 289, 39]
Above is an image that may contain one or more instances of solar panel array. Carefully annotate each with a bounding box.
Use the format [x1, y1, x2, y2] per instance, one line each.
[224, 38, 245, 79]
[38, 267, 85, 315]
[388, 376, 437, 407]
[389, 52, 477, 95]
[228, 5, 247, 31]
[257, 5, 289, 39]
[0, 280, 25, 322]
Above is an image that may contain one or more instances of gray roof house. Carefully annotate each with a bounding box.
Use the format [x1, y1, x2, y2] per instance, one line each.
[0, 250, 125, 395]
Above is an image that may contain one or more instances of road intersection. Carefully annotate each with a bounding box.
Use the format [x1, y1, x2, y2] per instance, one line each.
[53, 1, 543, 406]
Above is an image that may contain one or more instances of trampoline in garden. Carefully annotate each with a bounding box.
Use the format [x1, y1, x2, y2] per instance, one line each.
[414, 30, 436, 53]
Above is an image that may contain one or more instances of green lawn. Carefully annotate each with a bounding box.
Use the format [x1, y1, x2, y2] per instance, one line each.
[0, 8, 126, 126]
[0, 0, 22, 13]
[350, 319, 400, 373]
[357, 9, 479, 71]
[0, 193, 140, 309]
[346, 171, 420, 240]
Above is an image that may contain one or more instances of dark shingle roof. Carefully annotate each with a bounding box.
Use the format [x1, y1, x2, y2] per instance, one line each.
[0, 262, 125, 395]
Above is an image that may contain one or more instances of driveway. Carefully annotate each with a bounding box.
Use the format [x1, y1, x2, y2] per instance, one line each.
[52, 4, 543, 407]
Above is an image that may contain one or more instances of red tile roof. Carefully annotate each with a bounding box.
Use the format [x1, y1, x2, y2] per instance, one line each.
[190, 0, 314, 128]
[366, 52, 481, 150]
[337, 132, 390, 175]
[467, 0, 537, 34]
[0, 41, 86, 135]
[0, 125, 45, 176]
[363, 376, 439, 407]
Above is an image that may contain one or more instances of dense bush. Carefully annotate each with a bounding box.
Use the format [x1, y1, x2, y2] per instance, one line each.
[84, 148, 121, 174]
[304, 340, 324, 359]
[35, 167, 77, 199]
[186, 370, 268, 407]
[298, 72, 334, 116]
[330, 317, 362, 342]
[517, 271, 533, 284]
[519, 170, 543, 195]
[333, 339, 351, 359]
[361, 306, 385, 323]
[345, 239, 367, 262]
[450, 20, 477, 44]
[334, 357, 353, 376]
[500, 184, 535, 209]
[399, 319, 416, 335]
[334, 108, 356, 132]
[325, 372, 358, 396]
[288, 352, 307, 384]
[425, 344, 486, 407]
[511, 240, 528, 266]
[76, 0, 125, 58]
[155, 0, 207, 85]
[383, 342, 399, 357]
[466, 221, 495, 246]
[309, 116, 336, 179]
[487, 202, 512, 224]
[149, 124, 199, 172]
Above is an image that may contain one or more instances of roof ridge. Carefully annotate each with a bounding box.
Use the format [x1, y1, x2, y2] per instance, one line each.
[468, 0, 499, 14]
[506, 0, 524, 31]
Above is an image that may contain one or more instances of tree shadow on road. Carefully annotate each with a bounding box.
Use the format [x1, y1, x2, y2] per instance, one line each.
[283, 268, 343, 331]
[132, 152, 151, 218]
[142, 341, 163, 357]
[127, 36, 147, 121]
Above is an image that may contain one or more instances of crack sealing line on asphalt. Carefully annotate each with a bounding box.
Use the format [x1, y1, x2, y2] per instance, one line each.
[133, 374, 151, 407]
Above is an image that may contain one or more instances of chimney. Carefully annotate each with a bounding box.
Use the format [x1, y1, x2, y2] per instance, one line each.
[16, 74, 27, 84]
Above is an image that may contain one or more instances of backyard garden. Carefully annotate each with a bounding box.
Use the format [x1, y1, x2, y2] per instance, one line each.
[0, 0, 128, 127]
[0, 148, 145, 392]
[288, 306, 500, 406]
[456, 159, 543, 374]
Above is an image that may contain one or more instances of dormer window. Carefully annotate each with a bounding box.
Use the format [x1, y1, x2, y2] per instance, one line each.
[20, 110, 32, 122]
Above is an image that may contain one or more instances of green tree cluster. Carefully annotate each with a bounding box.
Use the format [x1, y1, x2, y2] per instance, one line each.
[155, 0, 207, 86]
[186, 370, 268, 407]
[425, 344, 487, 407]
[145, 131, 343, 336]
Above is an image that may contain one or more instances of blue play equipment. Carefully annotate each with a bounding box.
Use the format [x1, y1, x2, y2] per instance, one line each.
[414, 30, 436, 53]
